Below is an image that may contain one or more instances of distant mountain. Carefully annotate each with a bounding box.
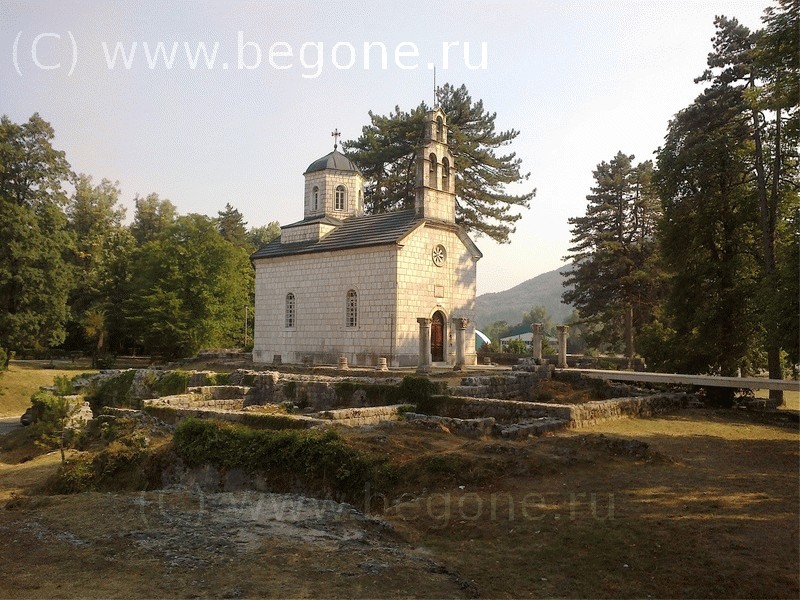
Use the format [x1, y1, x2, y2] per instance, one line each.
[475, 265, 574, 330]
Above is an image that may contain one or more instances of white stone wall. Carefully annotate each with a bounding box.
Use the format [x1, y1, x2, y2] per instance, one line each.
[254, 222, 479, 368]
[253, 246, 397, 366]
[394, 223, 478, 366]
[280, 222, 338, 244]
[303, 170, 364, 219]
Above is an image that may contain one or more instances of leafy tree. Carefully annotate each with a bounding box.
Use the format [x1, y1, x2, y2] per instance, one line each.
[482, 320, 511, 346]
[0, 114, 74, 365]
[562, 152, 662, 362]
[130, 193, 176, 244]
[64, 175, 129, 362]
[125, 214, 252, 358]
[217, 203, 248, 247]
[344, 83, 535, 243]
[520, 305, 555, 336]
[247, 221, 281, 251]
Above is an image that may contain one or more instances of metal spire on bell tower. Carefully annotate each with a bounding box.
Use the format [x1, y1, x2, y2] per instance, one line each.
[433, 67, 437, 108]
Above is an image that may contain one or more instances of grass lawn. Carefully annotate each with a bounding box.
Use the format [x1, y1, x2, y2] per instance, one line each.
[0, 361, 98, 417]
[755, 388, 800, 411]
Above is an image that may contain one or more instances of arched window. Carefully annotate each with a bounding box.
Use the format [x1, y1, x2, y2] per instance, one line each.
[346, 289, 357, 327]
[285, 293, 295, 328]
[441, 157, 450, 191]
[429, 153, 438, 188]
[436, 116, 444, 142]
[335, 185, 346, 211]
[312, 186, 319, 211]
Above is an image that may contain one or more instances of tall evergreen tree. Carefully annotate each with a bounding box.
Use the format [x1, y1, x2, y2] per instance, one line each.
[344, 83, 535, 243]
[0, 114, 74, 365]
[650, 83, 763, 388]
[562, 152, 661, 361]
[216, 203, 248, 247]
[696, 9, 799, 399]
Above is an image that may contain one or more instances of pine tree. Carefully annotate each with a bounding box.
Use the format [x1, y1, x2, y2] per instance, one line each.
[216, 203, 248, 247]
[652, 83, 763, 387]
[562, 152, 662, 361]
[648, 7, 800, 401]
[664, 7, 799, 399]
[344, 83, 535, 243]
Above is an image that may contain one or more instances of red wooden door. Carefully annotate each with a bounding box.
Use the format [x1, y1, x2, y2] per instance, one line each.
[431, 312, 445, 362]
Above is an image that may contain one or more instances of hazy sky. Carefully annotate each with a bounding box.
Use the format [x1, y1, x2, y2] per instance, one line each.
[2, 0, 767, 294]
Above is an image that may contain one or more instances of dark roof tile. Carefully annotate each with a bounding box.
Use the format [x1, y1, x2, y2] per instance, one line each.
[251, 209, 421, 260]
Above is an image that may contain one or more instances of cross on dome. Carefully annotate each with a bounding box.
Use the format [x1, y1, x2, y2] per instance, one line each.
[331, 128, 341, 150]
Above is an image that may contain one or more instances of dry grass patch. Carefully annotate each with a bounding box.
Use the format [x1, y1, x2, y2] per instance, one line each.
[378, 410, 799, 598]
[0, 361, 97, 417]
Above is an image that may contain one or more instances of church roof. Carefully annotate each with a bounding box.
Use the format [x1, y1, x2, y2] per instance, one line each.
[251, 209, 420, 260]
[281, 214, 343, 229]
[303, 150, 361, 175]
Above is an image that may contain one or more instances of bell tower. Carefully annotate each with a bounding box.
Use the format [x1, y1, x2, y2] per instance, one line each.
[415, 107, 456, 223]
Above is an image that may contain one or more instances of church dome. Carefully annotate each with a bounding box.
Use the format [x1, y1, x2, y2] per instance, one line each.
[304, 150, 361, 174]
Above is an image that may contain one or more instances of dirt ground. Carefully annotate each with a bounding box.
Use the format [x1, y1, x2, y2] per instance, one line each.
[0, 406, 798, 599]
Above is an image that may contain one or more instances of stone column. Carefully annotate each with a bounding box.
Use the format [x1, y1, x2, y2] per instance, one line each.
[556, 325, 570, 368]
[531, 323, 543, 364]
[452, 317, 469, 371]
[416, 317, 432, 373]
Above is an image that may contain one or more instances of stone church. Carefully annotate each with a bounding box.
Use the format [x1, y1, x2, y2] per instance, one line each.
[251, 107, 481, 368]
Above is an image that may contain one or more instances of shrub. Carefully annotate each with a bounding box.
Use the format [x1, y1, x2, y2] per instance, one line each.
[0, 347, 7, 371]
[53, 375, 74, 396]
[85, 370, 137, 413]
[96, 354, 117, 369]
[504, 339, 528, 354]
[204, 372, 231, 386]
[156, 370, 190, 396]
[397, 375, 442, 403]
[173, 419, 395, 502]
[27, 391, 74, 448]
[57, 458, 96, 493]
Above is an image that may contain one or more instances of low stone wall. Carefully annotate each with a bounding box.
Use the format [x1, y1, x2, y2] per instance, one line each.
[315, 405, 404, 426]
[142, 404, 324, 429]
[187, 385, 250, 400]
[567, 394, 690, 427]
[418, 392, 690, 429]
[145, 395, 245, 411]
[404, 413, 497, 438]
[448, 365, 552, 400]
[236, 370, 406, 411]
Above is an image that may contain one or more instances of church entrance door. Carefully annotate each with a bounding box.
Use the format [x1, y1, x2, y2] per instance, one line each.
[431, 311, 445, 362]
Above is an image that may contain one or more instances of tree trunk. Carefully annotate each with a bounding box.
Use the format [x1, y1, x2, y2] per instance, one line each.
[624, 304, 634, 369]
[751, 104, 784, 404]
